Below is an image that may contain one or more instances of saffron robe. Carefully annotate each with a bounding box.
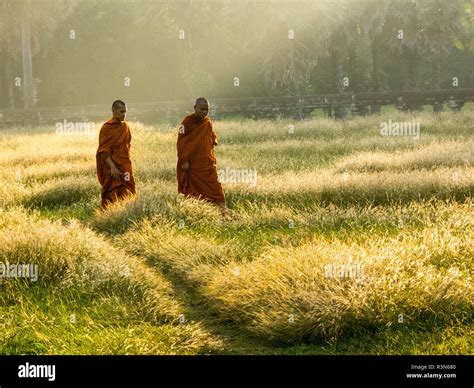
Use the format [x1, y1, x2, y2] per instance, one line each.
[96, 118, 136, 209]
[177, 113, 225, 202]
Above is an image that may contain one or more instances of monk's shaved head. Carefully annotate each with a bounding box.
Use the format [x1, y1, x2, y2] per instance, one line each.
[112, 100, 127, 122]
[194, 97, 209, 106]
[112, 100, 126, 110]
[194, 97, 209, 119]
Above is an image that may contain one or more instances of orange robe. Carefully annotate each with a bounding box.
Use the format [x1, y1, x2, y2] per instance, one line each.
[96, 118, 136, 209]
[177, 113, 225, 202]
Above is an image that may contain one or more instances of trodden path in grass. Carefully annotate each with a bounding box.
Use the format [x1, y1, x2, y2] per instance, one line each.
[1, 111, 472, 354]
[104, 198, 473, 355]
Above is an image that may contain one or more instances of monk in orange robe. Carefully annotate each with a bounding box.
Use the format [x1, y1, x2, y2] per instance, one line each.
[177, 97, 228, 216]
[96, 100, 136, 210]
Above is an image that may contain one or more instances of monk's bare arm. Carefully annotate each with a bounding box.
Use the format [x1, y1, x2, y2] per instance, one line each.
[101, 153, 122, 178]
[177, 137, 190, 170]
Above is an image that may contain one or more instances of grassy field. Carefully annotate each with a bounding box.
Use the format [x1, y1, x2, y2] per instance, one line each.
[0, 109, 472, 355]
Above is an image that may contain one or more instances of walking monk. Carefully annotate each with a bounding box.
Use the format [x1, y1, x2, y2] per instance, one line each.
[96, 100, 136, 210]
[177, 97, 228, 217]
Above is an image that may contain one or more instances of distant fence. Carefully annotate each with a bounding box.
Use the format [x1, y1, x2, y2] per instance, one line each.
[1, 88, 473, 127]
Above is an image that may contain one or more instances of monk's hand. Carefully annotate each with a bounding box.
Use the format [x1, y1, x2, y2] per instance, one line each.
[181, 161, 190, 170]
[110, 165, 122, 179]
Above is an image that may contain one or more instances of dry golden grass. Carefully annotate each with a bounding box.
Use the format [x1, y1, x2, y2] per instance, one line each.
[117, 200, 473, 343]
[0, 110, 472, 353]
[0, 207, 180, 323]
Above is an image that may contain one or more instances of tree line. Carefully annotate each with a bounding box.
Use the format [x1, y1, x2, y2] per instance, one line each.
[0, 0, 472, 109]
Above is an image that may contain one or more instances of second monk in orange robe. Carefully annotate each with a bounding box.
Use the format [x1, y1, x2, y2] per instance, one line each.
[177, 97, 228, 216]
[96, 100, 136, 209]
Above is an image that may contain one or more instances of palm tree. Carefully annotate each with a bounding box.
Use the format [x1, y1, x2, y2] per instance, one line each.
[384, 0, 463, 90]
[217, 0, 345, 94]
[21, 0, 34, 108]
[138, 0, 236, 99]
[0, 0, 23, 108]
[357, 0, 391, 113]
[455, 1, 474, 52]
[0, 0, 78, 109]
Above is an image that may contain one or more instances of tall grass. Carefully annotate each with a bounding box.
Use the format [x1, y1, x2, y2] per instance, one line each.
[118, 200, 473, 343]
[0, 110, 472, 353]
